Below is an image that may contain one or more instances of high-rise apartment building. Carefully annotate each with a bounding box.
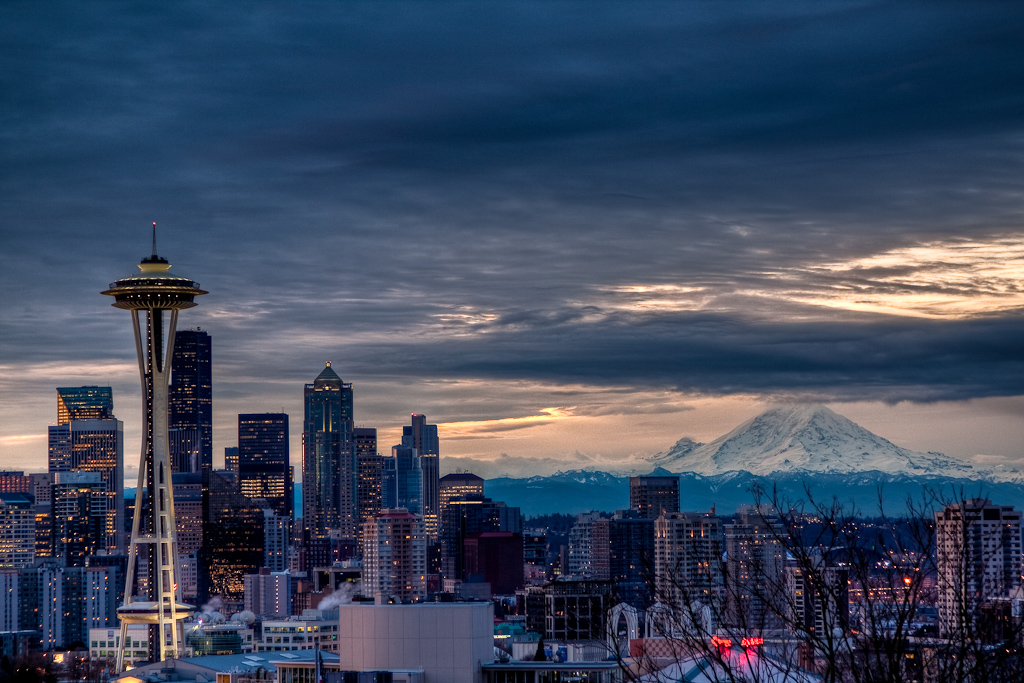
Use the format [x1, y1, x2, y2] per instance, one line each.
[19, 561, 122, 652]
[629, 475, 680, 520]
[654, 511, 724, 618]
[362, 509, 426, 603]
[936, 499, 1023, 636]
[262, 509, 291, 572]
[0, 493, 36, 567]
[566, 512, 603, 578]
[786, 566, 849, 636]
[302, 363, 355, 544]
[169, 329, 213, 472]
[403, 415, 439, 537]
[724, 506, 786, 629]
[244, 568, 291, 618]
[238, 413, 292, 519]
[49, 387, 124, 554]
[591, 511, 655, 608]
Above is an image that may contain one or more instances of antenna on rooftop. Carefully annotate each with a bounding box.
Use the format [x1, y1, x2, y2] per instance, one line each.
[151, 222, 158, 257]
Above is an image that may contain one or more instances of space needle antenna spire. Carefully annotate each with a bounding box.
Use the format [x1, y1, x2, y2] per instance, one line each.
[102, 226, 207, 671]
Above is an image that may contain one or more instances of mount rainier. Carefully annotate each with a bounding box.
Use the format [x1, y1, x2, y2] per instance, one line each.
[485, 404, 1024, 516]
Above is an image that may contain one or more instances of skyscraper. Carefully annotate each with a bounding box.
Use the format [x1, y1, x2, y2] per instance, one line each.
[438, 472, 484, 531]
[591, 511, 655, 608]
[391, 444, 422, 515]
[49, 387, 124, 554]
[56, 386, 114, 425]
[238, 413, 292, 519]
[302, 363, 355, 544]
[51, 472, 108, 566]
[403, 414, 439, 538]
[102, 232, 205, 668]
[629, 474, 680, 520]
[169, 329, 212, 472]
[198, 471, 265, 608]
[354, 427, 383, 552]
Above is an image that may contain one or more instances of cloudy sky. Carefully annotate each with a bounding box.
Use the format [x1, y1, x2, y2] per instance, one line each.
[3, 1, 1024, 481]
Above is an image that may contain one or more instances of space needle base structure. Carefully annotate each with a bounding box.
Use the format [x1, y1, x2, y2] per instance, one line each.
[103, 227, 206, 671]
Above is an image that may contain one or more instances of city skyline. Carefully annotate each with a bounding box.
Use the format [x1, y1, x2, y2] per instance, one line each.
[3, 2, 1024, 482]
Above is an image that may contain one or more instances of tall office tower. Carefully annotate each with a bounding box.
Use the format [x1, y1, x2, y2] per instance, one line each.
[57, 386, 114, 424]
[590, 511, 656, 608]
[390, 445, 422, 515]
[438, 472, 484, 535]
[936, 499, 1023, 636]
[49, 387, 124, 554]
[169, 329, 212, 472]
[224, 447, 239, 474]
[354, 427, 377, 458]
[302, 363, 355, 543]
[724, 506, 786, 629]
[354, 428, 382, 552]
[102, 233, 205, 668]
[51, 472, 109, 566]
[566, 512, 603, 578]
[263, 508, 291, 572]
[402, 415, 439, 537]
[238, 413, 292, 518]
[198, 470, 265, 608]
[654, 511, 724, 619]
[362, 509, 427, 603]
[629, 475, 680, 520]
[0, 493, 36, 567]
[439, 496, 522, 581]
[168, 428, 200, 475]
[380, 457, 397, 510]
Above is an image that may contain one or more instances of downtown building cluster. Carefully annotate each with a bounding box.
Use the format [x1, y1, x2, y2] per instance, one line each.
[2, 257, 1022, 683]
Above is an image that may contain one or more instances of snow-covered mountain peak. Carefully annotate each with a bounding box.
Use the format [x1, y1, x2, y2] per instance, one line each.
[649, 404, 979, 478]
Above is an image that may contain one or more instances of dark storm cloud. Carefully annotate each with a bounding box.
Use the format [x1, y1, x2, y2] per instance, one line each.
[2, 0, 1024, 409]
[325, 310, 1024, 403]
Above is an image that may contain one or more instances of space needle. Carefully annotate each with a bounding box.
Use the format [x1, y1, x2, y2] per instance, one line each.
[102, 224, 207, 670]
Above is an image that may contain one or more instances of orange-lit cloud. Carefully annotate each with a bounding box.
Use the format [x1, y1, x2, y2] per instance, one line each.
[439, 407, 574, 439]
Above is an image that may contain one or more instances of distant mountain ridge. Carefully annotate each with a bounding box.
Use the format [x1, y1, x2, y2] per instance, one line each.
[649, 404, 981, 479]
[484, 404, 1024, 517]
